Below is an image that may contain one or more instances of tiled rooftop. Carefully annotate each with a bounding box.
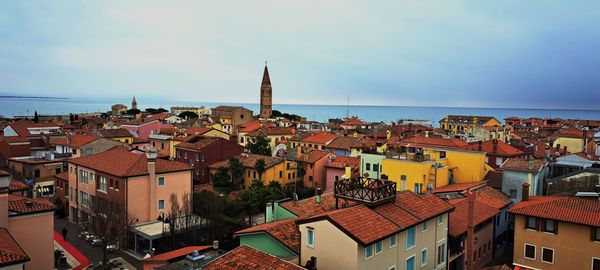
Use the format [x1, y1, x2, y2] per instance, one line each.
[8, 194, 56, 216]
[70, 146, 191, 177]
[448, 196, 500, 237]
[202, 245, 304, 270]
[53, 134, 99, 147]
[509, 196, 600, 227]
[501, 158, 546, 172]
[0, 228, 29, 267]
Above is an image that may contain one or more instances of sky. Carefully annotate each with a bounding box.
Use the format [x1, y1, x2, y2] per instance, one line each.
[0, 1, 599, 109]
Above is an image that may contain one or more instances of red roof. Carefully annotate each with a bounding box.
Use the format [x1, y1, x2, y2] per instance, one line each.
[70, 146, 191, 177]
[397, 136, 469, 149]
[235, 218, 300, 253]
[176, 136, 222, 151]
[462, 140, 524, 156]
[501, 158, 546, 172]
[342, 117, 365, 126]
[1, 136, 29, 143]
[8, 194, 56, 216]
[9, 180, 30, 192]
[448, 195, 500, 237]
[325, 136, 362, 150]
[8, 121, 61, 137]
[0, 228, 29, 267]
[53, 134, 99, 148]
[302, 132, 338, 145]
[202, 245, 304, 270]
[239, 120, 275, 133]
[326, 156, 360, 169]
[146, 113, 171, 120]
[280, 192, 355, 218]
[246, 127, 295, 137]
[509, 196, 600, 227]
[183, 126, 212, 136]
[97, 128, 133, 138]
[295, 149, 329, 164]
[296, 192, 454, 245]
[143, 246, 212, 262]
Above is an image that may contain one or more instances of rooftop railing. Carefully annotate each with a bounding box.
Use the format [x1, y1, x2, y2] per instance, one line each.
[334, 177, 396, 208]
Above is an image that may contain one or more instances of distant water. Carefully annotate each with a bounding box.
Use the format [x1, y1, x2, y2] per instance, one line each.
[1, 97, 599, 127]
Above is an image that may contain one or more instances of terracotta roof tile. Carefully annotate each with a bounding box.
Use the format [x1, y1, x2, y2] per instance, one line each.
[509, 196, 600, 227]
[0, 228, 29, 267]
[325, 156, 360, 169]
[143, 246, 212, 262]
[342, 117, 365, 125]
[202, 245, 305, 270]
[326, 136, 362, 150]
[9, 180, 30, 192]
[302, 132, 338, 145]
[280, 193, 355, 218]
[53, 134, 99, 148]
[246, 127, 295, 137]
[176, 136, 222, 151]
[448, 196, 500, 237]
[394, 191, 455, 221]
[183, 126, 212, 136]
[97, 128, 133, 138]
[70, 146, 191, 177]
[433, 182, 487, 194]
[8, 194, 56, 216]
[462, 140, 524, 156]
[501, 158, 546, 172]
[396, 136, 469, 150]
[236, 218, 300, 254]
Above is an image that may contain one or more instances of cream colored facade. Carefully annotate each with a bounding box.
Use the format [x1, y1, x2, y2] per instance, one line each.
[552, 137, 584, 153]
[298, 213, 450, 270]
[513, 215, 600, 270]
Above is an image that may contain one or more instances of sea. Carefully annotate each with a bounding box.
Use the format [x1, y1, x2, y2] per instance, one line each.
[2, 96, 600, 127]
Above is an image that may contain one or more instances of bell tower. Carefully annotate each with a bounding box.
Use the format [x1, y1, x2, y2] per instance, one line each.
[260, 63, 272, 119]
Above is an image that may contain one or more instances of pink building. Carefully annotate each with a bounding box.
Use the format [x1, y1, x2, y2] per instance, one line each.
[67, 147, 192, 255]
[290, 148, 330, 190]
[1, 170, 56, 270]
[121, 119, 171, 140]
[324, 155, 360, 191]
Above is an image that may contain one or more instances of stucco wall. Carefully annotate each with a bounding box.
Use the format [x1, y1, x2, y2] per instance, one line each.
[299, 220, 358, 270]
[9, 212, 54, 270]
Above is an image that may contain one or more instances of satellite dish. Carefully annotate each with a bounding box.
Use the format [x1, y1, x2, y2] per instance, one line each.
[272, 143, 287, 157]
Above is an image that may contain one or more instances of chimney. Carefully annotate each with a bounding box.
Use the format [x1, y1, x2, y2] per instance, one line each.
[563, 146, 567, 154]
[425, 131, 429, 138]
[0, 171, 10, 228]
[386, 130, 391, 139]
[544, 146, 550, 160]
[305, 256, 317, 270]
[493, 139, 498, 153]
[465, 191, 476, 270]
[316, 188, 322, 204]
[146, 147, 158, 220]
[555, 143, 560, 151]
[528, 158, 534, 170]
[522, 183, 530, 201]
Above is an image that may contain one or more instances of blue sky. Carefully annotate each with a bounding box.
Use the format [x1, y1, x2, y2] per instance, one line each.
[1, 1, 599, 109]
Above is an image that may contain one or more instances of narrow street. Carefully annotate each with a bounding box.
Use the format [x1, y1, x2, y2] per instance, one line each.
[54, 216, 143, 269]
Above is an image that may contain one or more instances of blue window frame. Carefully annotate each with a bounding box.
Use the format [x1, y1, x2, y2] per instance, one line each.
[406, 227, 416, 249]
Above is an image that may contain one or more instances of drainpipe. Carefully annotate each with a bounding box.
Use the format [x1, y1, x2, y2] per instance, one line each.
[146, 147, 158, 220]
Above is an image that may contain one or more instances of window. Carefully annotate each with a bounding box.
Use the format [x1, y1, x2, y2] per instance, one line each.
[72, 148, 77, 155]
[374, 241, 383, 254]
[373, 163, 379, 172]
[158, 177, 165, 186]
[366, 163, 371, 170]
[365, 245, 373, 259]
[98, 176, 107, 192]
[496, 214, 500, 226]
[279, 171, 283, 178]
[161, 143, 164, 150]
[55, 168, 61, 174]
[335, 175, 339, 182]
[524, 244, 536, 260]
[509, 189, 517, 199]
[406, 255, 415, 270]
[437, 242, 446, 265]
[526, 216, 537, 230]
[422, 221, 428, 232]
[79, 170, 89, 184]
[115, 180, 119, 190]
[593, 227, 600, 242]
[593, 258, 600, 270]
[158, 199, 165, 210]
[389, 234, 397, 247]
[307, 228, 314, 247]
[440, 151, 446, 158]
[406, 227, 416, 250]
[544, 219, 558, 234]
[541, 248, 554, 264]
[34, 169, 40, 178]
[437, 215, 443, 225]
[421, 248, 428, 267]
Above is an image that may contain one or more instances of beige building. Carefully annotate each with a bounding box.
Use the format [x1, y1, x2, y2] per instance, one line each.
[296, 191, 453, 270]
[509, 193, 600, 270]
[211, 106, 253, 135]
[170, 106, 211, 117]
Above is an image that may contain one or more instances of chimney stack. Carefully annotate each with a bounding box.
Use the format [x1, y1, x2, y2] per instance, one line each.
[146, 146, 159, 220]
[465, 191, 476, 270]
[493, 139, 498, 153]
[522, 183, 530, 201]
[316, 188, 322, 204]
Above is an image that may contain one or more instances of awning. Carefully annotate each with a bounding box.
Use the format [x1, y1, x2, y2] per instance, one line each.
[131, 221, 170, 240]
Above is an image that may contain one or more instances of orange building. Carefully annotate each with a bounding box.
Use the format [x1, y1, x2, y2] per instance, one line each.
[509, 187, 600, 270]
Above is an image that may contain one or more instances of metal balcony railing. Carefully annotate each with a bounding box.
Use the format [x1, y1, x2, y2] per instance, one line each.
[334, 177, 397, 208]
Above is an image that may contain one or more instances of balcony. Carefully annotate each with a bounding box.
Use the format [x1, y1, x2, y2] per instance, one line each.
[334, 177, 397, 208]
[385, 151, 432, 162]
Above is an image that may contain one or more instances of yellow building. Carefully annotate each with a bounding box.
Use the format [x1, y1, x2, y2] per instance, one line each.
[240, 127, 295, 150]
[208, 153, 298, 188]
[439, 115, 501, 134]
[96, 128, 135, 144]
[551, 128, 588, 153]
[382, 148, 490, 192]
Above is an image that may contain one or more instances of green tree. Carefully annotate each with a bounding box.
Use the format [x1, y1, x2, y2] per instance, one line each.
[212, 167, 230, 187]
[229, 157, 244, 190]
[33, 111, 39, 123]
[254, 159, 266, 181]
[179, 111, 199, 120]
[126, 108, 141, 115]
[246, 136, 271, 155]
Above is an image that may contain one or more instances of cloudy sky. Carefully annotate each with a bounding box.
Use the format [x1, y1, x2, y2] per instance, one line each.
[1, 1, 599, 109]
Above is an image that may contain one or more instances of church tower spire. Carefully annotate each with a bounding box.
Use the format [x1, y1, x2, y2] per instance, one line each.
[131, 95, 138, 110]
[260, 62, 272, 119]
